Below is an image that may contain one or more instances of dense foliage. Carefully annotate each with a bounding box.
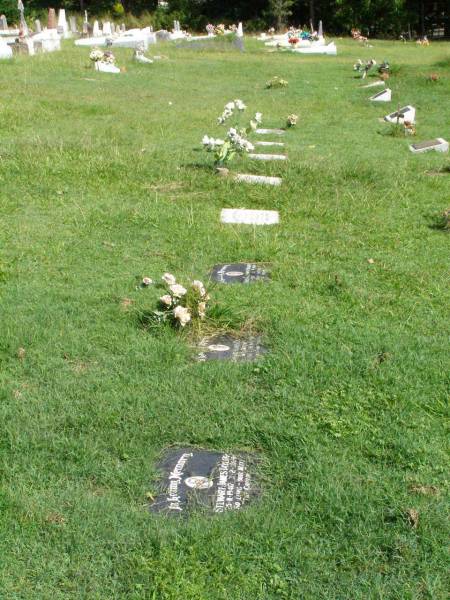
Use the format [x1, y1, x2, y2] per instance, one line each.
[0, 0, 448, 37]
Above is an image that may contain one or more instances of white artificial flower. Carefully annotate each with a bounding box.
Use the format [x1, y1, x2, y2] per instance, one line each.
[192, 280, 206, 296]
[142, 277, 153, 286]
[254, 112, 262, 123]
[234, 99, 247, 111]
[174, 305, 191, 326]
[162, 273, 176, 285]
[202, 134, 210, 145]
[198, 301, 206, 318]
[160, 294, 172, 306]
[225, 101, 235, 110]
[170, 283, 187, 297]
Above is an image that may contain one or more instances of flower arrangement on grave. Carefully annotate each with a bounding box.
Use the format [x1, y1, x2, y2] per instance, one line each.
[353, 59, 376, 79]
[202, 101, 262, 168]
[89, 48, 116, 65]
[215, 24, 225, 35]
[403, 120, 416, 136]
[206, 23, 215, 35]
[286, 114, 298, 127]
[144, 273, 210, 329]
[266, 76, 288, 89]
[378, 61, 390, 74]
[288, 37, 299, 45]
[268, 27, 275, 36]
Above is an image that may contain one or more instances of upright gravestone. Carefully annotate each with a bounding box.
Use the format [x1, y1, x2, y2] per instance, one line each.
[0, 14, 7, 30]
[210, 263, 270, 284]
[318, 20, 323, 38]
[34, 19, 41, 33]
[57, 8, 68, 35]
[47, 8, 57, 30]
[92, 20, 100, 37]
[69, 16, 77, 34]
[384, 105, 416, 124]
[150, 447, 260, 515]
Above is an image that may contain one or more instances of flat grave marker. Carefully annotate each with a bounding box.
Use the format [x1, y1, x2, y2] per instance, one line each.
[256, 128, 285, 135]
[233, 174, 282, 186]
[149, 447, 260, 516]
[196, 333, 267, 362]
[210, 263, 270, 284]
[221, 208, 279, 224]
[248, 153, 287, 161]
[255, 141, 285, 147]
[370, 88, 391, 102]
[409, 138, 449, 154]
[361, 80, 385, 89]
[384, 105, 416, 124]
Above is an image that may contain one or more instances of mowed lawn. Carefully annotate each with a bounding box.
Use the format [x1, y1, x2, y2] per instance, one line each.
[0, 37, 449, 599]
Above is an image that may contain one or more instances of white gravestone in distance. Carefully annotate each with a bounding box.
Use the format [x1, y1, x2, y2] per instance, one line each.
[234, 174, 282, 186]
[409, 138, 449, 154]
[221, 208, 279, 225]
[256, 128, 285, 135]
[34, 19, 42, 33]
[248, 153, 287, 161]
[0, 37, 13, 59]
[370, 88, 391, 102]
[93, 20, 100, 37]
[384, 105, 416, 124]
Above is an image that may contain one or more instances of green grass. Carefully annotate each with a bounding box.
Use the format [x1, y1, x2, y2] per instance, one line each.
[0, 38, 449, 599]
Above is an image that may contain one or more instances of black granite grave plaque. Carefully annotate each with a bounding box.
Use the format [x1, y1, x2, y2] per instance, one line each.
[385, 106, 411, 121]
[210, 263, 270, 284]
[196, 334, 267, 362]
[150, 447, 259, 515]
[411, 139, 440, 150]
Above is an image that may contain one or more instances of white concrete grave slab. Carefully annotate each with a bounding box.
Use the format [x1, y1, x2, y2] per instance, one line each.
[220, 208, 279, 225]
[256, 128, 285, 135]
[409, 138, 448, 154]
[95, 61, 120, 73]
[255, 141, 285, 147]
[370, 88, 391, 102]
[248, 153, 287, 161]
[384, 105, 416, 124]
[234, 174, 282, 186]
[361, 80, 385, 89]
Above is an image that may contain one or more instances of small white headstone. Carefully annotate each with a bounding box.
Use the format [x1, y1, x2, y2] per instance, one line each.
[95, 61, 120, 73]
[93, 20, 100, 37]
[255, 141, 285, 147]
[384, 105, 416, 124]
[409, 138, 448, 154]
[221, 208, 279, 225]
[237, 22, 243, 37]
[69, 16, 77, 34]
[370, 88, 391, 102]
[0, 15, 7, 30]
[256, 128, 285, 135]
[57, 9, 68, 34]
[248, 153, 287, 161]
[234, 174, 282, 186]
[34, 19, 42, 33]
[102, 21, 112, 36]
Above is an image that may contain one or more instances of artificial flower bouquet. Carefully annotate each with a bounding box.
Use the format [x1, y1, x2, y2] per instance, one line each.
[266, 76, 289, 88]
[286, 114, 298, 127]
[353, 59, 377, 79]
[143, 273, 210, 329]
[89, 48, 116, 64]
[202, 99, 262, 167]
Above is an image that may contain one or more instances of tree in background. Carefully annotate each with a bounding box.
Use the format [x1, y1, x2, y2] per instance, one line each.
[269, 0, 294, 30]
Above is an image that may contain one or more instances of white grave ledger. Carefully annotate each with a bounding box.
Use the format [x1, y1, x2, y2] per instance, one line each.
[409, 138, 449, 154]
[256, 128, 285, 135]
[384, 105, 416, 124]
[221, 208, 280, 225]
[255, 141, 285, 147]
[370, 88, 391, 102]
[234, 174, 282, 186]
[248, 153, 287, 161]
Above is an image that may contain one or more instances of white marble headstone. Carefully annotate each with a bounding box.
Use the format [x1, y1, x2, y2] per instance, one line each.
[370, 88, 391, 102]
[220, 208, 279, 225]
[384, 105, 416, 124]
[409, 138, 448, 154]
[255, 141, 285, 147]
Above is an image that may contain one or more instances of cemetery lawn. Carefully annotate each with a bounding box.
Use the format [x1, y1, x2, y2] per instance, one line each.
[1, 38, 449, 599]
